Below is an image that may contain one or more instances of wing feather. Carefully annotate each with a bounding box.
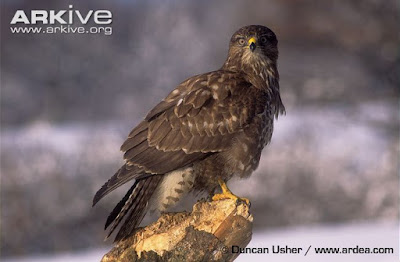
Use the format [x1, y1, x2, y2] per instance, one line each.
[95, 70, 267, 203]
[120, 129, 147, 152]
[123, 140, 148, 161]
[148, 116, 170, 147]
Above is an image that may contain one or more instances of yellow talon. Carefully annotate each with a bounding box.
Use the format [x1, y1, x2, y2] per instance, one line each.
[212, 179, 250, 205]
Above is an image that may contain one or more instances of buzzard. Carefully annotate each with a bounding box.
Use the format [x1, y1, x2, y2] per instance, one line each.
[93, 25, 285, 241]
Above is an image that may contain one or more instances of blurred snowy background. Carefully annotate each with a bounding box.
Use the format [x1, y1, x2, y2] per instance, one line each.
[1, 0, 399, 261]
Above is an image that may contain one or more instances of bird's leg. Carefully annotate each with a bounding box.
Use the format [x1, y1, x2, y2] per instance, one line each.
[212, 179, 250, 205]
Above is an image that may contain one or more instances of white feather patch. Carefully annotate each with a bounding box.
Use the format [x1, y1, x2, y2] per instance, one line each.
[148, 167, 195, 213]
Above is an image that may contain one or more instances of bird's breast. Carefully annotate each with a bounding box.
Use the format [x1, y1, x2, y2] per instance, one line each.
[228, 110, 274, 178]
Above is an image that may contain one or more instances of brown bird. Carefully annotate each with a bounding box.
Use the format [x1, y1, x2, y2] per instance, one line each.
[93, 25, 285, 242]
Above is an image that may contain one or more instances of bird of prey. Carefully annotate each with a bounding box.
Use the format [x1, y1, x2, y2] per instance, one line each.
[93, 25, 285, 242]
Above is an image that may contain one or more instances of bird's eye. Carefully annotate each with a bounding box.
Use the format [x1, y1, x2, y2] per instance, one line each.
[260, 36, 267, 43]
[238, 38, 245, 45]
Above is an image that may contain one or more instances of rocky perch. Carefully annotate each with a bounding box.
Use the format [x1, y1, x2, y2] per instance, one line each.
[101, 199, 253, 262]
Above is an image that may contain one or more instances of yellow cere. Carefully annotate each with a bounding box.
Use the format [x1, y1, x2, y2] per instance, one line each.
[248, 37, 256, 45]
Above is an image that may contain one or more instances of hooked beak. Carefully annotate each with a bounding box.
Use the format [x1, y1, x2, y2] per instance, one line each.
[248, 37, 256, 52]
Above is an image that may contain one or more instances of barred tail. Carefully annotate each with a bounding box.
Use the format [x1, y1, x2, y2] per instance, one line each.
[104, 174, 162, 242]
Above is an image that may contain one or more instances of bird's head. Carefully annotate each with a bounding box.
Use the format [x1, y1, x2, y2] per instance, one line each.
[223, 25, 278, 73]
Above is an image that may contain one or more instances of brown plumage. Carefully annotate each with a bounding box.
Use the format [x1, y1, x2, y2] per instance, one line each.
[93, 25, 285, 242]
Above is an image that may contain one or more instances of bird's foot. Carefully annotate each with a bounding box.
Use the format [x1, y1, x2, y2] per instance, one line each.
[212, 179, 250, 206]
[212, 191, 251, 205]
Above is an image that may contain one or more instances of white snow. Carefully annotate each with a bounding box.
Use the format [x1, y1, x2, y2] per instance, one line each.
[2, 222, 398, 262]
[236, 222, 399, 262]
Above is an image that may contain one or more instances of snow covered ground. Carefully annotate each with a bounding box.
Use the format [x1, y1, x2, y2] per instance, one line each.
[3, 222, 398, 262]
[236, 222, 399, 262]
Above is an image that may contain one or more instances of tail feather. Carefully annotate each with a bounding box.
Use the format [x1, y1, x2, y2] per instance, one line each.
[104, 180, 138, 230]
[105, 175, 163, 242]
[105, 179, 148, 239]
[114, 177, 154, 242]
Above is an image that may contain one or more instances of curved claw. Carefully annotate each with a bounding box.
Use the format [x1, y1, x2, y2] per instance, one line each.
[212, 179, 251, 205]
